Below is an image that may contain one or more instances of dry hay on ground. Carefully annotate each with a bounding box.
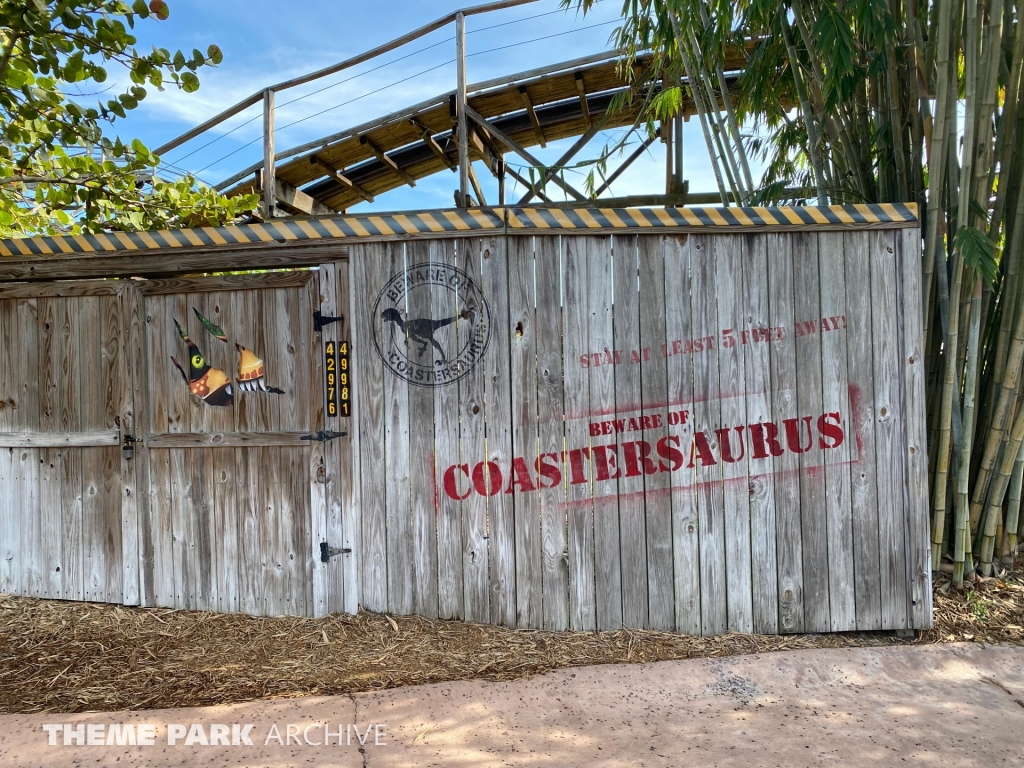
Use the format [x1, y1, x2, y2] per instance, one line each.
[1, 569, 1022, 715]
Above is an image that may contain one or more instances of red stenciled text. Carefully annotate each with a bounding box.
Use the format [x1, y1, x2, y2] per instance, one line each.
[442, 411, 845, 499]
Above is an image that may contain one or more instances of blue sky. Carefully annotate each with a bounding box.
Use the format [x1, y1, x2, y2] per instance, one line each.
[117, 0, 735, 212]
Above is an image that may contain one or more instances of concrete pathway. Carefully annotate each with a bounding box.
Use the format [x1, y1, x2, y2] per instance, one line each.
[1, 643, 1022, 767]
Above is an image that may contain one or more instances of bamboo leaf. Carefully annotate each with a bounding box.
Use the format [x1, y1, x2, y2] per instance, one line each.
[956, 225, 1000, 286]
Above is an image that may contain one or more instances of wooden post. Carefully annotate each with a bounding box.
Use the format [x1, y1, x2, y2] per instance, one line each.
[456, 12, 469, 208]
[673, 110, 684, 193]
[262, 89, 276, 219]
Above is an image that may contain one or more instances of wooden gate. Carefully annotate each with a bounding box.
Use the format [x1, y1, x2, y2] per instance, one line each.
[130, 266, 355, 616]
[0, 266, 356, 618]
[347, 230, 931, 634]
[0, 281, 136, 605]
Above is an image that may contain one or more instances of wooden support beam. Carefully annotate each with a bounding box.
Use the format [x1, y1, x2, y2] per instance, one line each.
[467, 162, 487, 206]
[463, 105, 586, 201]
[516, 113, 609, 205]
[545, 191, 690, 209]
[262, 89, 276, 218]
[360, 135, 417, 187]
[518, 86, 546, 147]
[574, 73, 592, 129]
[310, 156, 375, 203]
[456, 11, 469, 206]
[257, 173, 338, 216]
[468, 123, 504, 174]
[410, 119, 456, 170]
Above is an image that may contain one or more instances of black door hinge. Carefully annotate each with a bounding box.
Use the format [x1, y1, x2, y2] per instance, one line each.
[301, 429, 347, 442]
[320, 542, 352, 562]
[314, 310, 344, 332]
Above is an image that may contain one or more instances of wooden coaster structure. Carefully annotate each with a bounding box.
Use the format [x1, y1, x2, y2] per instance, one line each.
[154, 0, 752, 218]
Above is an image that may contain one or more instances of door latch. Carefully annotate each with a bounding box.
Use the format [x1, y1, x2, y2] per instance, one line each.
[320, 542, 352, 562]
[301, 429, 347, 442]
[313, 310, 344, 332]
[122, 433, 142, 460]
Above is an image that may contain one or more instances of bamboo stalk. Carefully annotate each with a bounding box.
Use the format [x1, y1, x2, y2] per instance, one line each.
[921, 0, 955, 350]
[780, 12, 829, 205]
[668, 11, 729, 205]
[1005, 445, 1024, 553]
[954, 276, 982, 584]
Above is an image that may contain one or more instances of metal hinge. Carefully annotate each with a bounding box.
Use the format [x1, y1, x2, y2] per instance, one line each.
[320, 542, 352, 562]
[313, 310, 344, 332]
[301, 429, 347, 442]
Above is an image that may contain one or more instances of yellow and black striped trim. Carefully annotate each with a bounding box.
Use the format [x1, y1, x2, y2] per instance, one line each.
[0, 203, 918, 257]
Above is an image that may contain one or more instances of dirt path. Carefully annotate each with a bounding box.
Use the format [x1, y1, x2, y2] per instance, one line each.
[1, 643, 1022, 767]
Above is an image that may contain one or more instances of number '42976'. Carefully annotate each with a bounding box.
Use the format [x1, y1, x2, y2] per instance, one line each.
[325, 341, 350, 418]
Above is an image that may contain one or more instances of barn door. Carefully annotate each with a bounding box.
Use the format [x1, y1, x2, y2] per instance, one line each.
[131, 269, 347, 617]
[0, 282, 139, 606]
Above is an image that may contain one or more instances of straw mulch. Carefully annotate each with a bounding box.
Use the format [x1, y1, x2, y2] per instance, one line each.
[2, 568, 1022, 715]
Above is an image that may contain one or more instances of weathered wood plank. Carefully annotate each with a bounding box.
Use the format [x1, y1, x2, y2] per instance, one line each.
[189, 440, 215, 612]
[276, 286, 308, 615]
[99, 294, 124, 603]
[116, 286, 140, 606]
[589, 236, 623, 630]
[0, 280, 121, 299]
[0, 430, 120, 447]
[15, 299, 41, 598]
[1, 300, 24, 596]
[535, 236, 568, 630]
[142, 292, 175, 607]
[165, 292, 194, 610]
[310, 264, 335, 617]
[792, 233, 829, 632]
[406, 242, 440, 619]
[37, 297, 64, 599]
[561, 236, 596, 631]
[637, 235, 674, 631]
[740, 234, 778, 635]
[137, 270, 314, 295]
[383, 242, 413, 615]
[767, 233, 802, 633]
[123, 284, 153, 606]
[431, 239, 464, 620]
[351, 243, 388, 613]
[715, 233, 753, 633]
[335, 260, 359, 615]
[481, 235, 516, 628]
[211, 446, 239, 613]
[870, 229, 909, 629]
[844, 231, 882, 631]
[79, 296, 107, 603]
[817, 232, 856, 631]
[198, 290, 237, 614]
[145, 431, 323, 448]
[663, 234, 700, 635]
[612, 234, 648, 629]
[508, 236, 541, 628]
[457, 238, 489, 623]
[898, 227, 932, 628]
[690, 235, 726, 636]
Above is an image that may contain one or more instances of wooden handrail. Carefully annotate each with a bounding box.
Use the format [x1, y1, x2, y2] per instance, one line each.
[153, 0, 540, 157]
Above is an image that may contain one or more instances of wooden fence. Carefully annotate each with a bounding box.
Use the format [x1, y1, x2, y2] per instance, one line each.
[349, 229, 931, 634]
[0, 214, 931, 635]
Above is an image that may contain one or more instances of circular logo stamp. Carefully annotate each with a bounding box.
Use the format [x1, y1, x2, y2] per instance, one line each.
[371, 261, 491, 387]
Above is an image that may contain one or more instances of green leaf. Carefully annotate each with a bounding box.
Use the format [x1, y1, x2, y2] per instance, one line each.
[955, 225, 999, 286]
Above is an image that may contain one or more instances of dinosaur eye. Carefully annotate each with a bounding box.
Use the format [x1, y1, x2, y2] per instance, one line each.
[191, 354, 204, 368]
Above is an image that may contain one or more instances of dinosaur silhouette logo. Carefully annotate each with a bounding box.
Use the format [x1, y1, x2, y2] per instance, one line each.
[372, 261, 490, 387]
